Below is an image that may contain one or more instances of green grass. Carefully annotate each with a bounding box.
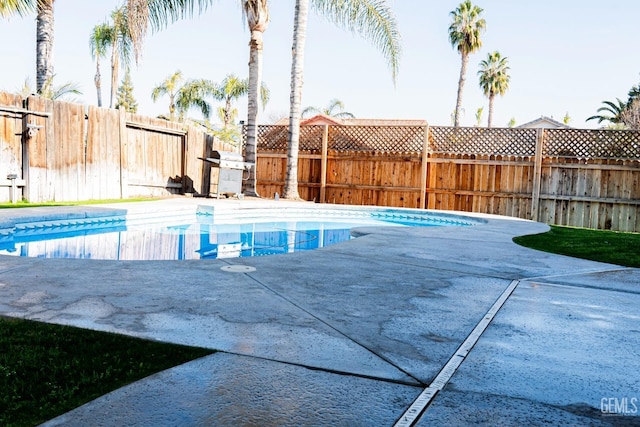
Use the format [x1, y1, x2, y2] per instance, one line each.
[0, 198, 162, 209]
[0, 317, 214, 427]
[514, 225, 640, 268]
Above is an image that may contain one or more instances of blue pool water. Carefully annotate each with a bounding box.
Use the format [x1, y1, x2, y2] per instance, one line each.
[0, 207, 476, 261]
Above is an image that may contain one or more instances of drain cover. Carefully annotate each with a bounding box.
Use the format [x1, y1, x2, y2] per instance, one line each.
[220, 265, 256, 273]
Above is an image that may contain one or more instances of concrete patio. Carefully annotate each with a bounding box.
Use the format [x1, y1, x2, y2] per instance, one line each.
[0, 199, 638, 426]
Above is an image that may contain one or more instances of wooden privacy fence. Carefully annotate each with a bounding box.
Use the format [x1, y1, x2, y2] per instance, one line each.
[0, 92, 234, 203]
[254, 124, 640, 232]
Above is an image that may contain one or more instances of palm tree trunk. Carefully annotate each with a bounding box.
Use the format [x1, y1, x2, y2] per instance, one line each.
[487, 94, 495, 128]
[36, 0, 55, 94]
[283, 0, 308, 200]
[454, 53, 468, 127]
[110, 40, 119, 109]
[224, 98, 232, 128]
[169, 94, 175, 121]
[243, 0, 269, 197]
[95, 59, 102, 107]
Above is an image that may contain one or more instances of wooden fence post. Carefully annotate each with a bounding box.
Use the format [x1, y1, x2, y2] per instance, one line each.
[531, 128, 545, 221]
[21, 115, 30, 202]
[320, 124, 329, 204]
[420, 124, 430, 210]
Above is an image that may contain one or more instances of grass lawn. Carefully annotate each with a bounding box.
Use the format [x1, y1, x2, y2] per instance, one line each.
[0, 198, 162, 209]
[513, 225, 640, 268]
[0, 317, 214, 427]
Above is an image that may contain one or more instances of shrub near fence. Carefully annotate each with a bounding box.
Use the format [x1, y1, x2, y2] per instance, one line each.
[0, 92, 234, 203]
[254, 124, 640, 232]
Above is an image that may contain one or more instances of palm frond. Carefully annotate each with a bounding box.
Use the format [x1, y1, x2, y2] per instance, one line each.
[312, 0, 401, 84]
[0, 0, 38, 18]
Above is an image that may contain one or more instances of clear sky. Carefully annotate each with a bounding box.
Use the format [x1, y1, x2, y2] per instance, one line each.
[1, 0, 639, 128]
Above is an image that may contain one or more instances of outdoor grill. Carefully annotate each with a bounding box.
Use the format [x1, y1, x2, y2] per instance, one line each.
[200, 150, 254, 198]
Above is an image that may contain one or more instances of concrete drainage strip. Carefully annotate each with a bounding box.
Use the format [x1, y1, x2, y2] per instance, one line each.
[394, 280, 520, 426]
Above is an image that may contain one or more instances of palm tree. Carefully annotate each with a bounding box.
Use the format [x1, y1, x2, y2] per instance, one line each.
[241, 0, 270, 197]
[210, 74, 269, 128]
[89, 22, 112, 107]
[108, 6, 132, 109]
[283, 0, 401, 199]
[448, 0, 486, 127]
[175, 78, 214, 121]
[152, 71, 215, 122]
[302, 98, 355, 118]
[151, 70, 184, 121]
[18, 75, 82, 101]
[282, 0, 306, 200]
[586, 99, 627, 126]
[477, 51, 510, 128]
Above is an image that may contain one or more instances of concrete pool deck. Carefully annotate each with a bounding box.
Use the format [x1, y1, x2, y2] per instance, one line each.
[0, 198, 638, 426]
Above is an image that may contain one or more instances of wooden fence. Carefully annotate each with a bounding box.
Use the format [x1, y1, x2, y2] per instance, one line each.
[254, 124, 640, 232]
[0, 92, 234, 203]
[2, 91, 639, 232]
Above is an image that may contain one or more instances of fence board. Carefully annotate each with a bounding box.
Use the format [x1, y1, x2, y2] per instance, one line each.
[86, 106, 121, 200]
[24, 96, 52, 203]
[0, 93, 24, 202]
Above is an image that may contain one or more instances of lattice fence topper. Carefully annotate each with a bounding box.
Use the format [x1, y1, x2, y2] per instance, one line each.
[545, 129, 640, 159]
[328, 126, 425, 152]
[257, 125, 324, 151]
[429, 127, 537, 156]
[251, 124, 640, 160]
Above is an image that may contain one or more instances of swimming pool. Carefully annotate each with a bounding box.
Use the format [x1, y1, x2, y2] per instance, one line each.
[0, 205, 478, 261]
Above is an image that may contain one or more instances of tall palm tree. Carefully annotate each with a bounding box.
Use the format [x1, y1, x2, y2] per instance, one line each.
[477, 51, 510, 128]
[241, 0, 270, 197]
[283, 0, 402, 199]
[282, 0, 307, 200]
[586, 99, 627, 126]
[302, 98, 355, 118]
[89, 22, 112, 107]
[151, 70, 184, 121]
[448, 0, 485, 127]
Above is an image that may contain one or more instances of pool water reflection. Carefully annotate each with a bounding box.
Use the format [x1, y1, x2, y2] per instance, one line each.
[0, 216, 422, 261]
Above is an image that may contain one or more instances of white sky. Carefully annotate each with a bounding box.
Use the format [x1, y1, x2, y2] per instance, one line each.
[0, 0, 639, 128]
